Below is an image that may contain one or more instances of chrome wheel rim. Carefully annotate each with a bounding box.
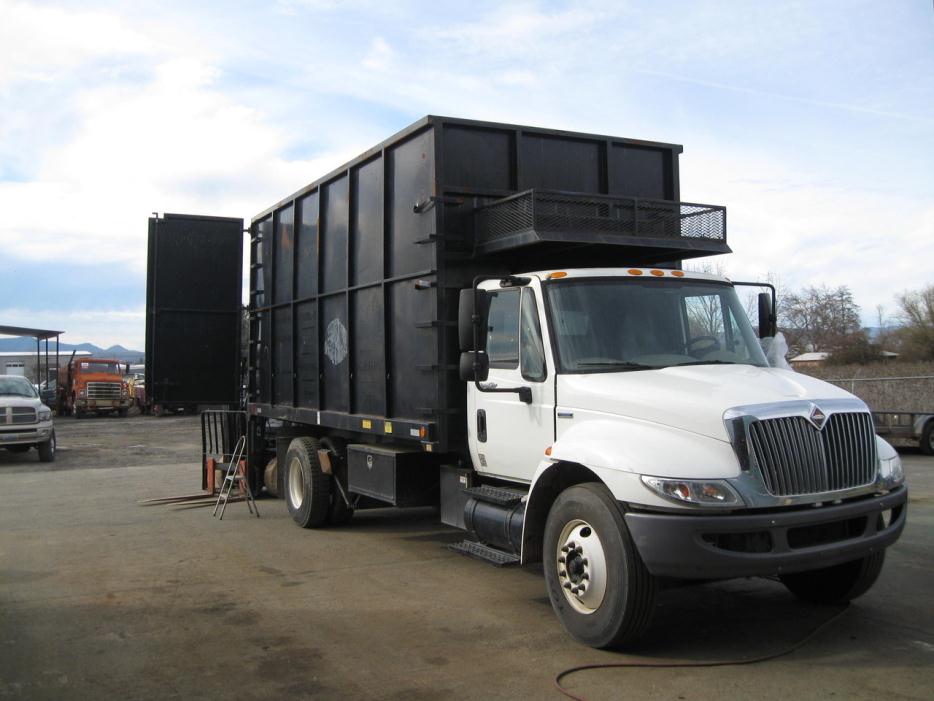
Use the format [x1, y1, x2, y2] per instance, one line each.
[556, 519, 608, 614]
[288, 457, 304, 508]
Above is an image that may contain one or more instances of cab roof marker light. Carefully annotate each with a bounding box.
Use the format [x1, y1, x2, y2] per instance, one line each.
[627, 269, 643, 276]
[548, 272, 568, 279]
[650, 269, 665, 277]
[672, 271, 685, 277]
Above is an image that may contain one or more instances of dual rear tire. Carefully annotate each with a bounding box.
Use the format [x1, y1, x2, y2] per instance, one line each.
[284, 436, 354, 528]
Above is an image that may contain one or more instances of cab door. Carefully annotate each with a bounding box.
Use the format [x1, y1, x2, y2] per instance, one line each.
[468, 284, 554, 483]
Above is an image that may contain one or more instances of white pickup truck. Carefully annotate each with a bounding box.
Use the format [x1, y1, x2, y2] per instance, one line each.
[0, 375, 56, 461]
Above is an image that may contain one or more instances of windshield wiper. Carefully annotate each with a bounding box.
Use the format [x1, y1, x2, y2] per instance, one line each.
[576, 361, 654, 371]
[675, 360, 740, 366]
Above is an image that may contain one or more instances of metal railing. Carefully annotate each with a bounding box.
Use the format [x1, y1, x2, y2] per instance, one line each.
[201, 410, 248, 491]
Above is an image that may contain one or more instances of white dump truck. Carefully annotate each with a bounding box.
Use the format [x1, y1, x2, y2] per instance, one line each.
[176, 116, 906, 647]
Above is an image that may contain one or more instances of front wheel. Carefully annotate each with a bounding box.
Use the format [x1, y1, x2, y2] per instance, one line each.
[38, 431, 56, 462]
[780, 551, 885, 604]
[544, 483, 657, 649]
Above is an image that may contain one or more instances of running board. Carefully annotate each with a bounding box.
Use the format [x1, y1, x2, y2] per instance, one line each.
[461, 485, 525, 507]
[447, 540, 520, 567]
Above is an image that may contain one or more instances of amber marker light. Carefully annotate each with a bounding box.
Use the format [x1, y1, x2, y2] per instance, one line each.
[549, 271, 568, 279]
[650, 269, 665, 276]
[672, 271, 685, 277]
[627, 269, 643, 275]
[545, 446, 553, 456]
[419, 427, 426, 439]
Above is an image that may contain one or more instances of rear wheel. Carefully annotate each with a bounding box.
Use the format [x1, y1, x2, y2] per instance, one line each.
[543, 483, 657, 649]
[38, 431, 56, 462]
[921, 420, 934, 456]
[284, 437, 331, 528]
[780, 551, 885, 604]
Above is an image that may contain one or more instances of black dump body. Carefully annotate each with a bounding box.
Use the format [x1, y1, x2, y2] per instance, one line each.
[146, 214, 244, 409]
[248, 116, 727, 453]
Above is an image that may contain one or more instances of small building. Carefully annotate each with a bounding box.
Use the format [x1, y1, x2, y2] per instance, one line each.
[789, 351, 830, 369]
[0, 350, 92, 380]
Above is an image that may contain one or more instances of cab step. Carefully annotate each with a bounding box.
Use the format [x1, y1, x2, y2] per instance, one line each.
[461, 485, 525, 507]
[447, 540, 520, 567]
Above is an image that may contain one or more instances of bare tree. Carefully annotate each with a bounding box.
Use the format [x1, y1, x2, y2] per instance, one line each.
[894, 284, 934, 360]
[779, 284, 863, 353]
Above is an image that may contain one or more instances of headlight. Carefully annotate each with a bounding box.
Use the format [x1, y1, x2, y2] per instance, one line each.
[38, 408, 51, 421]
[79, 389, 86, 397]
[878, 454, 904, 488]
[641, 476, 743, 508]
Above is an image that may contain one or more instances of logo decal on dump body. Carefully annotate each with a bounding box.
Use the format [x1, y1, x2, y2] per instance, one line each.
[325, 318, 348, 365]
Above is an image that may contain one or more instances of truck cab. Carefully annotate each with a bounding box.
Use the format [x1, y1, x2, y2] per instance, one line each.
[460, 267, 906, 646]
[59, 358, 131, 418]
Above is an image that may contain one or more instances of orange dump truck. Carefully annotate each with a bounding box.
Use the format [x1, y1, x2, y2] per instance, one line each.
[58, 356, 131, 418]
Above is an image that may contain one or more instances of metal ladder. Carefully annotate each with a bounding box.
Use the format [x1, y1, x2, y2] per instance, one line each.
[212, 436, 259, 520]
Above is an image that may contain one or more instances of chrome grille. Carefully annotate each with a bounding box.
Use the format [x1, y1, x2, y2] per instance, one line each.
[748, 412, 876, 496]
[87, 382, 122, 399]
[10, 407, 37, 424]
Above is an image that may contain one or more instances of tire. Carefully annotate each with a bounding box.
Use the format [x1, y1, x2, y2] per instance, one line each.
[38, 431, 56, 463]
[320, 436, 354, 526]
[780, 551, 885, 604]
[284, 437, 331, 528]
[543, 482, 657, 649]
[921, 420, 934, 456]
[72, 396, 83, 419]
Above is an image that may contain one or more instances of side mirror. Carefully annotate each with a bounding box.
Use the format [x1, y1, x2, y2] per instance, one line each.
[758, 292, 776, 338]
[459, 351, 489, 382]
[458, 288, 489, 351]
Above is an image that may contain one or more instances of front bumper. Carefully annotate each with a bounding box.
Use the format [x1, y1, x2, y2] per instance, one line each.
[0, 423, 54, 446]
[624, 486, 907, 579]
[76, 399, 131, 409]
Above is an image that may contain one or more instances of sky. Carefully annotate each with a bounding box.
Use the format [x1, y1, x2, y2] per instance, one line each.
[0, 0, 932, 350]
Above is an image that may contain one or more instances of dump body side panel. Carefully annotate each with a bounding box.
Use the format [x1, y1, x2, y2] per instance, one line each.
[146, 214, 243, 407]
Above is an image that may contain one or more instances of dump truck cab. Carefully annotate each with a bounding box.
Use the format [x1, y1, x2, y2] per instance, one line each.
[458, 267, 906, 646]
[59, 357, 131, 418]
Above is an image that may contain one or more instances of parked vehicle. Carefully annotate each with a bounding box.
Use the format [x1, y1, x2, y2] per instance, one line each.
[39, 379, 57, 411]
[0, 375, 55, 461]
[178, 116, 907, 648]
[57, 354, 132, 418]
[873, 412, 934, 455]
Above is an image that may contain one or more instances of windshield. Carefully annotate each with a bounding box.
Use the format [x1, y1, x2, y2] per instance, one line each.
[0, 376, 38, 397]
[79, 361, 119, 374]
[545, 278, 768, 372]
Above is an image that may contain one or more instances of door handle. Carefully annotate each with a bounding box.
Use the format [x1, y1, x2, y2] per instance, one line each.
[477, 409, 487, 442]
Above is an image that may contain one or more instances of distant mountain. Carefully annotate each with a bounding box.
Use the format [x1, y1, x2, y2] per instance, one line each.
[0, 336, 144, 361]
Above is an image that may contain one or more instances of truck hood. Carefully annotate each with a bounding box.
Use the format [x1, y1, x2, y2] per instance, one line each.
[558, 365, 857, 442]
[0, 396, 43, 409]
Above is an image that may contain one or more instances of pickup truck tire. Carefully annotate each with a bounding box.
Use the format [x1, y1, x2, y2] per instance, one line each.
[284, 437, 331, 529]
[780, 551, 885, 604]
[544, 482, 657, 649]
[921, 420, 934, 456]
[38, 431, 56, 463]
[320, 436, 354, 526]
